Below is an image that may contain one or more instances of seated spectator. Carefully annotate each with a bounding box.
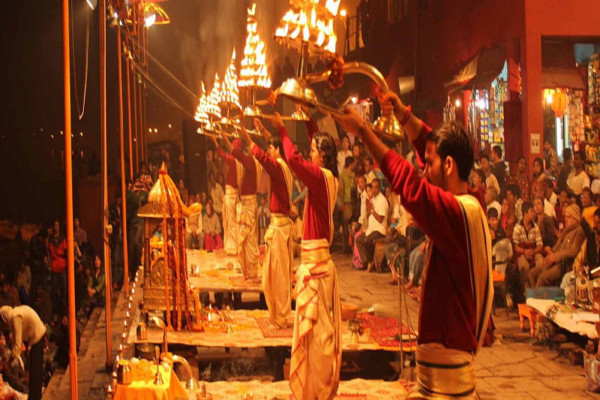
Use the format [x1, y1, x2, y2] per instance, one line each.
[533, 181, 556, 218]
[470, 169, 486, 201]
[581, 187, 597, 228]
[566, 209, 600, 287]
[353, 183, 372, 269]
[185, 196, 204, 250]
[84, 255, 105, 311]
[479, 153, 501, 195]
[338, 156, 356, 254]
[506, 184, 524, 223]
[405, 240, 427, 297]
[500, 197, 517, 240]
[0, 305, 46, 400]
[0, 332, 27, 394]
[567, 150, 590, 196]
[555, 189, 573, 228]
[544, 177, 558, 207]
[489, 208, 512, 277]
[509, 155, 531, 202]
[487, 208, 506, 244]
[529, 204, 585, 287]
[203, 202, 223, 252]
[533, 196, 557, 250]
[532, 157, 548, 186]
[512, 201, 544, 292]
[208, 172, 225, 220]
[355, 179, 388, 271]
[485, 187, 501, 217]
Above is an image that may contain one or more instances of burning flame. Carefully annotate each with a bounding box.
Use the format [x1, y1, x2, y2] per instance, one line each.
[275, 0, 340, 54]
[239, 4, 272, 89]
[220, 49, 242, 109]
[194, 81, 209, 123]
[208, 74, 222, 118]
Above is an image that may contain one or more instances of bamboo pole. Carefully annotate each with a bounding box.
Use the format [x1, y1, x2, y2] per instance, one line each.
[118, 27, 130, 293]
[99, 0, 113, 369]
[126, 55, 133, 180]
[62, 0, 79, 397]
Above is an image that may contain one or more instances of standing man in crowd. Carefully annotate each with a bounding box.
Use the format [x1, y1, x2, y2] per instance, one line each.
[213, 138, 243, 256]
[512, 201, 544, 292]
[240, 120, 294, 328]
[334, 91, 493, 399]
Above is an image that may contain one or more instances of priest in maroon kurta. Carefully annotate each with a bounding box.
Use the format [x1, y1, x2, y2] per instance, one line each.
[227, 136, 262, 280]
[334, 93, 493, 400]
[239, 122, 294, 327]
[268, 114, 341, 400]
[214, 138, 242, 255]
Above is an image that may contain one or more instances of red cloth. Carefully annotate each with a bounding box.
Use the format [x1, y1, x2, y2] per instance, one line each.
[251, 144, 290, 214]
[216, 145, 239, 188]
[232, 143, 258, 196]
[379, 122, 480, 352]
[204, 234, 223, 252]
[48, 237, 67, 274]
[280, 125, 331, 241]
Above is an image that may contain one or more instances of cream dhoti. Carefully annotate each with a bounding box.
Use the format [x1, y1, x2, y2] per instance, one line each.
[290, 239, 341, 400]
[223, 185, 239, 255]
[237, 194, 259, 280]
[262, 214, 293, 328]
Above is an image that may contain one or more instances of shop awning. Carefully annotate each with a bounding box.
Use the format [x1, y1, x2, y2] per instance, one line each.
[542, 67, 585, 90]
[444, 45, 506, 92]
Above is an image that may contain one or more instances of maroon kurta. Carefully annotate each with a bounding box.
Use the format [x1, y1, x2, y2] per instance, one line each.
[216, 145, 238, 188]
[280, 126, 331, 241]
[380, 122, 480, 352]
[251, 144, 290, 215]
[232, 142, 258, 196]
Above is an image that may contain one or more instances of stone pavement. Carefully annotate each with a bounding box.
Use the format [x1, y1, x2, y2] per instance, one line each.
[45, 251, 600, 399]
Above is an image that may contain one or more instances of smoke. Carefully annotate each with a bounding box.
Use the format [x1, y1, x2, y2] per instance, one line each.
[171, 0, 290, 95]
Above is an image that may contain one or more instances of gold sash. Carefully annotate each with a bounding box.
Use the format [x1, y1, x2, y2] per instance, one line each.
[276, 157, 293, 210]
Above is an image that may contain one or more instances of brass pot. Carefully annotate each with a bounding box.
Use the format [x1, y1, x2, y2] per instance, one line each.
[136, 320, 148, 340]
[117, 361, 132, 385]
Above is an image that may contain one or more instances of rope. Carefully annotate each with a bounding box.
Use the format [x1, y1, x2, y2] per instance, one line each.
[122, 29, 199, 101]
[70, 0, 90, 120]
[130, 58, 196, 120]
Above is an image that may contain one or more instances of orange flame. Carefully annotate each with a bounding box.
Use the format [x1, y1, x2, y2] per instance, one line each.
[208, 74, 222, 118]
[239, 4, 272, 89]
[194, 81, 209, 123]
[220, 49, 242, 109]
[275, 1, 340, 54]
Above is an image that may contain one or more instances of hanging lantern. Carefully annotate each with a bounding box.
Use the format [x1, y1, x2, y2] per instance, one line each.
[551, 90, 567, 118]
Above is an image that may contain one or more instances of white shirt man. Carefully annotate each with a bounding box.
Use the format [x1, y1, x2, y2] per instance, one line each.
[567, 170, 590, 196]
[567, 152, 591, 196]
[210, 182, 225, 214]
[356, 179, 388, 270]
[365, 191, 388, 236]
